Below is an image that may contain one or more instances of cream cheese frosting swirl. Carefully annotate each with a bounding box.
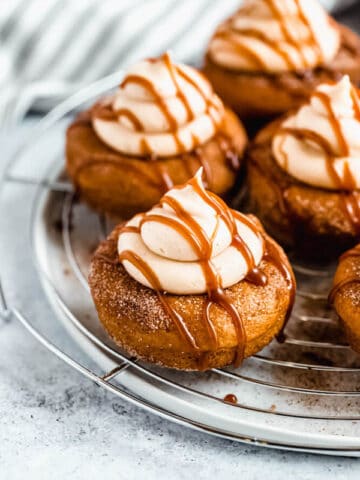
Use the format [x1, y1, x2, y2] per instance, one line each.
[93, 53, 224, 158]
[272, 76, 360, 190]
[207, 0, 340, 73]
[118, 169, 264, 295]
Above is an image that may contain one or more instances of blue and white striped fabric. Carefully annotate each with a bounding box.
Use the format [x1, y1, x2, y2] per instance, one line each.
[0, 0, 358, 112]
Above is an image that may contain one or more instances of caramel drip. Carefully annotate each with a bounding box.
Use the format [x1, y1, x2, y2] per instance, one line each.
[343, 162, 357, 191]
[194, 147, 212, 188]
[120, 225, 140, 234]
[116, 109, 144, 131]
[121, 74, 178, 131]
[119, 177, 292, 368]
[155, 193, 244, 356]
[245, 267, 268, 287]
[277, 126, 344, 188]
[120, 73, 187, 155]
[351, 87, 360, 121]
[294, 0, 323, 61]
[266, 0, 323, 66]
[213, 30, 268, 70]
[263, 0, 310, 67]
[93, 104, 144, 132]
[119, 54, 222, 158]
[93, 104, 117, 121]
[312, 91, 349, 156]
[278, 127, 334, 156]
[224, 393, 238, 404]
[221, 0, 324, 71]
[119, 250, 200, 350]
[236, 28, 296, 69]
[119, 183, 296, 366]
[175, 64, 223, 130]
[163, 52, 194, 122]
[149, 154, 174, 192]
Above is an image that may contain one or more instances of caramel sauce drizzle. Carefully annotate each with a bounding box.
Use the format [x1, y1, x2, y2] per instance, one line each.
[119, 249, 199, 349]
[116, 109, 144, 131]
[213, 30, 268, 70]
[264, 0, 311, 67]
[293, 0, 323, 61]
[235, 28, 297, 69]
[163, 53, 194, 123]
[118, 178, 296, 369]
[216, 0, 324, 71]
[175, 62, 223, 129]
[277, 85, 360, 235]
[89, 54, 235, 196]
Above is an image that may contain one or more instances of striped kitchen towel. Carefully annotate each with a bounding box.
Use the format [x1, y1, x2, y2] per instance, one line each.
[0, 0, 358, 108]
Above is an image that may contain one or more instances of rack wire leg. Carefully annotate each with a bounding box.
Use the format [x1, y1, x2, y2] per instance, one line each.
[0, 276, 11, 324]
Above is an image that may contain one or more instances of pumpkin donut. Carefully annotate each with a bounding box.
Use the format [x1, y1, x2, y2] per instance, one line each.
[246, 76, 360, 259]
[203, 0, 360, 123]
[89, 171, 295, 371]
[330, 244, 360, 353]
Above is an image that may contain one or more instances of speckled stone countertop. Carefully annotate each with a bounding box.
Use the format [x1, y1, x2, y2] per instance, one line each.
[1, 122, 360, 479]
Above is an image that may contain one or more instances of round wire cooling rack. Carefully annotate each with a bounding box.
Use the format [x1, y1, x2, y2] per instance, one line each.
[2, 75, 360, 457]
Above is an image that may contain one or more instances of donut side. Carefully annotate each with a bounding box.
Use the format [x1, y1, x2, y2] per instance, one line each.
[246, 117, 360, 258]
[332, 250, 360, 352]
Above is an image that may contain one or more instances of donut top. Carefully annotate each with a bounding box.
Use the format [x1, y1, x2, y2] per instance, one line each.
[117, 170, 295, 367]
[207, 0, 340, 74]
[272, 76, 360, 191]
[92, 53, 224, 158]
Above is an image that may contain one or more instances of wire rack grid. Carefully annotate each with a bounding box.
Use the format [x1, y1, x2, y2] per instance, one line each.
[1, 75, 360, 456]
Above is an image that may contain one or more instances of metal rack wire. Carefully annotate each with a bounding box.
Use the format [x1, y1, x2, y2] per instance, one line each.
[2, 76, 360, 456]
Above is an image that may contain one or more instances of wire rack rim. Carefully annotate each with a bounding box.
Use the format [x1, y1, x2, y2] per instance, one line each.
[3, 75, 360, 454]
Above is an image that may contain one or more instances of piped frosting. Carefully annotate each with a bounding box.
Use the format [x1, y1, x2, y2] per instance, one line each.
[207, 0, 340, 73]
[93, 53, 224, 157]
[272, 76, 360, 190]
[118, 169, 264, 295]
